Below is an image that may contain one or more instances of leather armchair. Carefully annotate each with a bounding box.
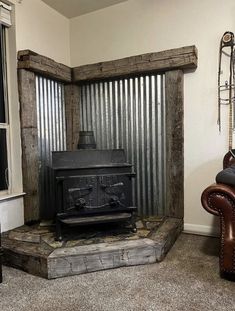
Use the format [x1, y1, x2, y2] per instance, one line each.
[201, 151, 235, 280]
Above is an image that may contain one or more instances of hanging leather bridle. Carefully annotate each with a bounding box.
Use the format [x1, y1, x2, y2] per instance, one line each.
[218, 31, 235, 150]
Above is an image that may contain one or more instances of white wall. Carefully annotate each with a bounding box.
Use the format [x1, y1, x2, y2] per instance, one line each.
[14, 0, 70, 66]
[0, 0, 70, 232]
[0, 198, 24, 232]
[70, 0, 235, 235]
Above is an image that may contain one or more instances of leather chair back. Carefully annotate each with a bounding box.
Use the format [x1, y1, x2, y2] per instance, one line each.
[223, 150, 235, 169]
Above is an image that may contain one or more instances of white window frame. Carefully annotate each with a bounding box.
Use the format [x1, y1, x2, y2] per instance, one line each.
[0, 1, 23, 200]
[0, 23, 11, 195]
[0, 123, 11, 195]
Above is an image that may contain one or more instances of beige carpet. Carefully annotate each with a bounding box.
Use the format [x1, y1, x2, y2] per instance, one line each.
[1, 233, 235, 311]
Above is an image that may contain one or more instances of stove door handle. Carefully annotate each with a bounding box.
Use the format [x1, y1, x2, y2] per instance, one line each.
[69, 185, 93, 192]
[101, 182, 124, 188]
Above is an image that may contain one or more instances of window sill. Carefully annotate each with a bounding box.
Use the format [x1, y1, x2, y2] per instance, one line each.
[0, 192, 25, 203]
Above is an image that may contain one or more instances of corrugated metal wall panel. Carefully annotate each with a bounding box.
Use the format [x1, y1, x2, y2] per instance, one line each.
[79, 74, 166, 216]
[36, 76, 66, 219]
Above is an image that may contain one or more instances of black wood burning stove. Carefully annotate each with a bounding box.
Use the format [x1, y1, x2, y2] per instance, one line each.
[52, 149, 137, 241]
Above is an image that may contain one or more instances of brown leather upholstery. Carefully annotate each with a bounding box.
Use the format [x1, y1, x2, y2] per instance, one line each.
[201, 151, 235, 280]
[223, 150, 235, 169]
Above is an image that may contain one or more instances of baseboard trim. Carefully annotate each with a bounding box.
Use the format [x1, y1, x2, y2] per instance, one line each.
[183, 223, 220, 237]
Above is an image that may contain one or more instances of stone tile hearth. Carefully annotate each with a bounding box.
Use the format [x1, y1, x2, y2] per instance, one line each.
[2, 217, 182, 279]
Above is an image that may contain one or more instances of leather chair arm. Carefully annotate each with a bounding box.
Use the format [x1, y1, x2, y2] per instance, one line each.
[202, 182, 235, 276]
[201, 183, 235, 216]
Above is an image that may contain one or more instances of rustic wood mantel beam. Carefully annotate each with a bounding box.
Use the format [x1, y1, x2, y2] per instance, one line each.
[72, 45, 197, 82]
[18, 50, 72, 83]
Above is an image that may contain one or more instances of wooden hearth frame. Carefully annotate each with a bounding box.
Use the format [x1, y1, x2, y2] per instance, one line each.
[17, 46, 197, 223]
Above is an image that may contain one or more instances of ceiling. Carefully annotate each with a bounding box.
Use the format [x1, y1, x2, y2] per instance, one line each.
[41, 0, 127, 18]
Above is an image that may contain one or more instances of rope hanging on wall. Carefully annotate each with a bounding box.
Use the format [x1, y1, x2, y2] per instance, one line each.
[218, 31, 235, 150]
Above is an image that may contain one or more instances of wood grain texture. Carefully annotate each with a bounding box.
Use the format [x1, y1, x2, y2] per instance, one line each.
[18, 69, 37, 129]
[64, 84, 80, 150]
[20, 128, 40, 222]
[48, 238, 157, 278]
[18, 70, 40, 223]
[73, 45, 197, 82]
[18, 50, 72, 83]
[165, 70, 184, 218]
[150, 218, 183, 261]
[2, 217, 182, 279]
[2, 237, 51, 279]
[47, 217, 182, 278]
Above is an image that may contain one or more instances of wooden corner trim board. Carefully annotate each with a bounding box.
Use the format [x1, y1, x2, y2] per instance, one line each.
[17, 45, 198, 83]
[72, 45, 198, 82]
[17, 50, 72, 83]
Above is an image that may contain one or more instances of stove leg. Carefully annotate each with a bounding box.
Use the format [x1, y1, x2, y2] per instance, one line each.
[130, 216, 137, 233]
[132, 225, 137, 233]
[55, 219, 63, 241]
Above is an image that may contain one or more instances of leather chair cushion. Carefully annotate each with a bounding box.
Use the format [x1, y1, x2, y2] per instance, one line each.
[216, 164, 235, 186]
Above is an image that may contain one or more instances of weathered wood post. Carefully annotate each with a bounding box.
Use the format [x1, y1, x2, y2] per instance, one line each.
[18, 69, 39, 223]
[165, 70, 184, 218]
[17, 50, 72, 223]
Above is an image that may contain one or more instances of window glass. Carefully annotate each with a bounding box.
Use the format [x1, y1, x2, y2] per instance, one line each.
[0, 24, 8, 192]
[0, 25, 5, 123]
[0, 128, 8, 190]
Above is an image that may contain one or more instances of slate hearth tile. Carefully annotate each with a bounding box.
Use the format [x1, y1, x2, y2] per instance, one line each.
[136, 229, 151, 238]
[65, 240, 85, 247]
[145, 221, 162, 230]
[8, 230, 41, 244]
[11, 225, 32, 233]
[136, 220, 145, 229]
[41, 234, 63, 249]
